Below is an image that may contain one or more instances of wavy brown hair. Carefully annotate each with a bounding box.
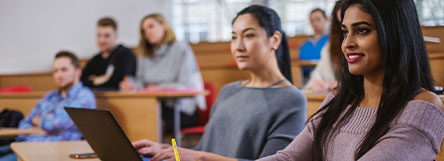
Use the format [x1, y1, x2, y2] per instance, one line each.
[138, 14, 176, 57]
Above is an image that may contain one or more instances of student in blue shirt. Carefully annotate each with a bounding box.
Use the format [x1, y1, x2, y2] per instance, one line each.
[0, 51, 96, 161]
[299, 8, 330, 79]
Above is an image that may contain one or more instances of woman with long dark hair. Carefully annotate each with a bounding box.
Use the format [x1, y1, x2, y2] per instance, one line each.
[131, 5, 307, 161]
[258, 0, 444, 160]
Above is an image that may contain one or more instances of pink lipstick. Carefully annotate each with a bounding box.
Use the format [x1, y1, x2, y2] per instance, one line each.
[345, 53, 364, 63]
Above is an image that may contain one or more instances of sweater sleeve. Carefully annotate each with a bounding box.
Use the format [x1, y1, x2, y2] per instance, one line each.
[257, 92, 335, 161]
[158, 42, 202, 89]
[258, 89, 307, 158]
[358, 101, 444, 161]
[358, 126, 437, 161]
[257, 125, 315, 161]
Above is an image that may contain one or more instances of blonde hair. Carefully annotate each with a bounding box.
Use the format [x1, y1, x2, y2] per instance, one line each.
[138, 14, 176, 56]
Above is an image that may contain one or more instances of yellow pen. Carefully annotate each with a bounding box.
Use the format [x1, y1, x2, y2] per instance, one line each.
[172, 138, 181, 161]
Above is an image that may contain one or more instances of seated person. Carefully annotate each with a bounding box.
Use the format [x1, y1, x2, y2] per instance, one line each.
[131, 5, 307, 161]
[81, 17, 137, 91]
[119, 14, 205, 133]
[0, 51, 96, 161]
[303, 1, 343, 92]
[259, 0, 444, 160]
[299, 8, 329, 82]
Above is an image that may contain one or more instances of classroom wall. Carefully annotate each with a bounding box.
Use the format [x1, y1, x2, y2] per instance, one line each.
[0, 0, 171, 74]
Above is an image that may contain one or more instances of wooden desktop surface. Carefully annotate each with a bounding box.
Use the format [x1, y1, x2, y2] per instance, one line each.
[0, 91, 204, 142]
[0, 128, 33, 138]
[11, 141, 98, 161]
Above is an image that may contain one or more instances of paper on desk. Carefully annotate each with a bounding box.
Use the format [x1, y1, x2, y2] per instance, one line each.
[140, 87, 201, 93]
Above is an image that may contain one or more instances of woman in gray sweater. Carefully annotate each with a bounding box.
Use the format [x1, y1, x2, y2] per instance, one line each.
[132, 5, 307, 161]
[120, 14, 206, 132]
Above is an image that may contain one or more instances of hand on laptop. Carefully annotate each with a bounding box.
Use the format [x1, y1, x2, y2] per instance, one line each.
[151, 147, 202, 161]
[132, 139, 168, 157]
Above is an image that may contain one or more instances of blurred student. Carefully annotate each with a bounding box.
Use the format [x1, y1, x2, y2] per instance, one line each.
[0, 51, 96, 161]
[81, 17, 136, 91]
[299, 8, 330, 81]
[119, 14, 205, 132]
[131, 5, 307, 161]
[303, 0, 343, 92]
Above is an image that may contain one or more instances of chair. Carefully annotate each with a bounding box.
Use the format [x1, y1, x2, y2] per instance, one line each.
[0, 85, 31, 93]
[180, 82, 216, 135]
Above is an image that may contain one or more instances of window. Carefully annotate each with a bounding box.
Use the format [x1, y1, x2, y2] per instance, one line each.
[172, 0, 444, 42]
[172, 0, 252, 43]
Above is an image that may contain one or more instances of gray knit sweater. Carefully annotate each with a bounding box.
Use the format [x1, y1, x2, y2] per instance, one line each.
[136, 40, 205, 115]
[259, 93, 444, 161]
[195, 81, 307, 160]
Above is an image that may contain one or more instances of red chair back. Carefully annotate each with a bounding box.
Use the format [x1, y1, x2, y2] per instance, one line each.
[197, 82, 216, 126]
[0, 85, 31, 93]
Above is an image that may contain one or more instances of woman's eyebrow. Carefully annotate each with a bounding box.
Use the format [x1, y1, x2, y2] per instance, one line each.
[232, 27, 256, 34]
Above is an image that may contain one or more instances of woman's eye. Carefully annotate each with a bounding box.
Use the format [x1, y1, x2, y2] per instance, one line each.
[245, 34, 255, 38]
[357, 28, 370, 35]
[231, 36, 237, 40]
[341, 30, 348, 37]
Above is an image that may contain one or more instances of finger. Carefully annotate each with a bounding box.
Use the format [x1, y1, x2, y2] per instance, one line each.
[132, 139, 150, 148]
[167, 157, 175, 161]
[137, 147, 155, 155]
[152, 148, 172, 161]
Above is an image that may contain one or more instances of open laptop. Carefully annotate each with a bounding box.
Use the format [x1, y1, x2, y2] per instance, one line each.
[65, 107, 150, 161]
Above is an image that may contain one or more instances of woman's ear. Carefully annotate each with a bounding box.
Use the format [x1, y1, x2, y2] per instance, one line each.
[270, 31, 282, 50]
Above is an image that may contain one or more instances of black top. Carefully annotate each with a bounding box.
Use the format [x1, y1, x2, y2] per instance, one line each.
[81, 44, 136, 91]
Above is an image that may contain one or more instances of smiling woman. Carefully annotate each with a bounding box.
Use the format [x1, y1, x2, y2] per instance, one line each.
[341, 7, 382, 77]
[256, 0, 444, 160]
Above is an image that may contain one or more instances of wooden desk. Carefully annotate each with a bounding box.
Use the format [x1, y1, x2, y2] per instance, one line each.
[11, 141, 98, 161]
[304, 93, 328, 117]
[0, 91, 204, 143]
[0, 128, 33, 138]
[304, 93, 444, 161]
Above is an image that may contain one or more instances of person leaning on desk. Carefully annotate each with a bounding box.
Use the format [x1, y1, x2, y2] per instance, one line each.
[119, 13, 206, 134]
[0, 51, 96, 161]
[81, 17, 137, 91]
[131, 5, 307, 161]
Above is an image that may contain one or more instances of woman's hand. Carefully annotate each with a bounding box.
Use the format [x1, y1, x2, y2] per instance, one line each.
[151, 147, 237, 161]
[151, 147, 203, 161]
[132, 139, 165, 157]
[119, 78, 137, 92]
[311, 80, 331, 92]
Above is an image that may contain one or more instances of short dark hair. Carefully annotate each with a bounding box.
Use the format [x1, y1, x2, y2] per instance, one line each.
[98, 17, 117, 31]
[310, 8, 327, 18]
[54, 51, 80, 69]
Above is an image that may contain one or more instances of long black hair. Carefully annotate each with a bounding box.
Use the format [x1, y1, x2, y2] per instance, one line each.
[232, 5, 293, 83]
[310, 0, 435, 160]
[329, 0, 344, 79]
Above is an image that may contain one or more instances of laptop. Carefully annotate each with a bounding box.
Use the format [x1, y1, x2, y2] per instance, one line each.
[65, 107, 150, 161]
